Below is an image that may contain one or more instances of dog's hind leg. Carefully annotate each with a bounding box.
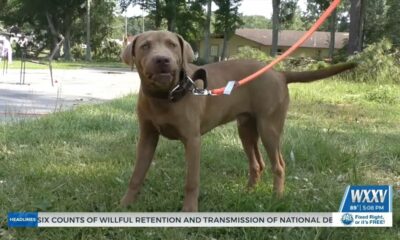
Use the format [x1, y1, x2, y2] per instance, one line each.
[237, 115, 266, 188]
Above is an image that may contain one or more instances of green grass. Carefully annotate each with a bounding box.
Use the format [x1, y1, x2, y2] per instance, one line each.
[0, 78, 399, 239]
[6, 60, 126, 70]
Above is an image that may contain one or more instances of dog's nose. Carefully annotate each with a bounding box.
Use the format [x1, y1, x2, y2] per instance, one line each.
[154, 56, 171, 66]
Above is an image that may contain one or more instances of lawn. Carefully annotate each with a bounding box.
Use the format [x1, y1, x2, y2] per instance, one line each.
[0, 78, 399, 239]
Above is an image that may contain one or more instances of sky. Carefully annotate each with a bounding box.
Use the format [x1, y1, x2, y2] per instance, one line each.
[125, 0, 308, 18]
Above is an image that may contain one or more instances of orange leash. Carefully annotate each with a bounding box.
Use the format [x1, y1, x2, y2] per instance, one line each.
[209, 0, 341, 96]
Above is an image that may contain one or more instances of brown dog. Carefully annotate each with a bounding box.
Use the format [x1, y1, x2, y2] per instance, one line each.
[120, 30, 355, 211]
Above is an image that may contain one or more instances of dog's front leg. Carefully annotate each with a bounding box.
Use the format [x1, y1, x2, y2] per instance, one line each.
[182, 136, 201, 212]
[120, 121, 159, 207]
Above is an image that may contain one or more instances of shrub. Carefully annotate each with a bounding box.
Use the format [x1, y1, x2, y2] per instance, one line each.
[347, 38, 400, 84]
[71, 44, 85, 60]
[95, 39, 122, 61]
[232, 46, 273, 63]
[232, 46, 326, 71]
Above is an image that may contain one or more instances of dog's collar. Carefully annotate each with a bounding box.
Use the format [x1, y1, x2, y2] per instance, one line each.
[143, 69, 208, 102]
[167, 70, 194, 102]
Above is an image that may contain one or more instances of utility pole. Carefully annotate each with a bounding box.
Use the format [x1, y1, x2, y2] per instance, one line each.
[86, 0, 92, 61]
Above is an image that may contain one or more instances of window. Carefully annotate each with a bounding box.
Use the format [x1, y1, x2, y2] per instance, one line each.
[210, 45, 219, 57]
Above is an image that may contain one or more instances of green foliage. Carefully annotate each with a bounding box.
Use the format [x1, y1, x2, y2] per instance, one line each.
[232, 46, 272, 62]
[384, 0, 400, 47]
[175, 0, 206, 45]
[364, 85, 399, 104]
[232, 46, 328, 71]
[364, 0, 387, 45]
[214, 0, 243, 38]
[241, 15, 271, 29]
[71, 44, 85, 60]
[95, 39, 122, 61]
[279, 0, 306, 30]
[0, 0, 117, 61]
[348, 38, 400, 84]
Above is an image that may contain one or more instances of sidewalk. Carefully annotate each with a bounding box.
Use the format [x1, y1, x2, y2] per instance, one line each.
[0, 68, 140, 122]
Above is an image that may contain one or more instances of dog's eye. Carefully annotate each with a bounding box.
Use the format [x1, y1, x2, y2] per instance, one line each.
[167, 41, 177, 48]
[140, 42, 151, 50]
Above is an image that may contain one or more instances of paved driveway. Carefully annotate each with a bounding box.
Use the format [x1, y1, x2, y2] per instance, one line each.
[0, 68, 140, 121]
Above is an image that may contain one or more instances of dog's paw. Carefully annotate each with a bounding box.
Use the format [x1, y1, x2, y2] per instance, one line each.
[182, 201, 198, 212]
[120, 190, 137, 207]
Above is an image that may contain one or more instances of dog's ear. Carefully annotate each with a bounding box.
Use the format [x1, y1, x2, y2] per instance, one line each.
[176, 34, 194, 64]
[121, 35, 138, 68]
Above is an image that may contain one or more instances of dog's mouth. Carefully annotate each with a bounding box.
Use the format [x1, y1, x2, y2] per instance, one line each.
[147, 71, 177, 88]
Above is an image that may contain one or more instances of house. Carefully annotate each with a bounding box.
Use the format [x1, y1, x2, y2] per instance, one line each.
[198, 28, 349, 62]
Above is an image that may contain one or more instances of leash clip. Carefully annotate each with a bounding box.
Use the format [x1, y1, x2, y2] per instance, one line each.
[191, 88, 213, 96]
[187, 76, 213, 96]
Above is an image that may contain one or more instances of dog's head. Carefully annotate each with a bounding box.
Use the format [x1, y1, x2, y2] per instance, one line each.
[121, 31, 195, 97]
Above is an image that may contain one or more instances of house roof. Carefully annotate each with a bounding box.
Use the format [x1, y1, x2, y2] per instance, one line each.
[235, 28, 349, 49]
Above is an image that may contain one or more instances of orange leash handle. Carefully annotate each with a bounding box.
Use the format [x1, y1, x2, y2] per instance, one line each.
[210, 0, 341, 96]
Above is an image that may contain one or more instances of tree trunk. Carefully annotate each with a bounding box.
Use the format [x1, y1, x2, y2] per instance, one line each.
[221, 31, 228, 60]
[328, 8, 337, 60]
[166, 0, 176, 32]
[203, 0, 212, 63]
[85, 0, 92, 61]
[347, 0, 365, 55]
[45, 12, 61, 59]
[63, 27, 72, 61]
[271, 0, 280, 57]
[154, 0, 162, 29]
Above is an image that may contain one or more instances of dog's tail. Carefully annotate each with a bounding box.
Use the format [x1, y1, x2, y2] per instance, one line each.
[282, 62, 356, 84]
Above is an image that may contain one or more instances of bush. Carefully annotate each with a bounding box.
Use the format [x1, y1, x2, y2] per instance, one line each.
[232, 46, 327, 71]
[71, 44, 85, 60]
[347, 38, 400, 84]
[95, 39, 122, 61]
[232, 46, 273, 63]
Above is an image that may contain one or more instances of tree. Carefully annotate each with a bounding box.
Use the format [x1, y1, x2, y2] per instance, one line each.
[203, 0, 212, 62]
[271, 0, 280, 56]
[347, 0, 365, 54]
[214, 0, 243, 60]
[305, 0, 339, 59]
[175, 0, 206, 45]
[1, 0, 86, 60]
[73, 0, 116, 57]
[385, 0, 400, 47]
[241, 15, 272, 29]
[363, 0, 386, 45]
[279, 0, 299, 29]
[119, 0, 206, 43]
[1, 0, 117, 60]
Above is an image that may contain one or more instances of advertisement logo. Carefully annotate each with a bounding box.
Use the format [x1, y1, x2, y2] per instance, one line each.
[340, 213, 354, 225]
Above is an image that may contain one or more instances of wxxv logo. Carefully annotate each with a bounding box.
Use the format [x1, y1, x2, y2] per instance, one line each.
[340, 185, 392, 212]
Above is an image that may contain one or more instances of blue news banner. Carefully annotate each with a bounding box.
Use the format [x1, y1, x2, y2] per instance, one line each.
[7, 185, 393, 227]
